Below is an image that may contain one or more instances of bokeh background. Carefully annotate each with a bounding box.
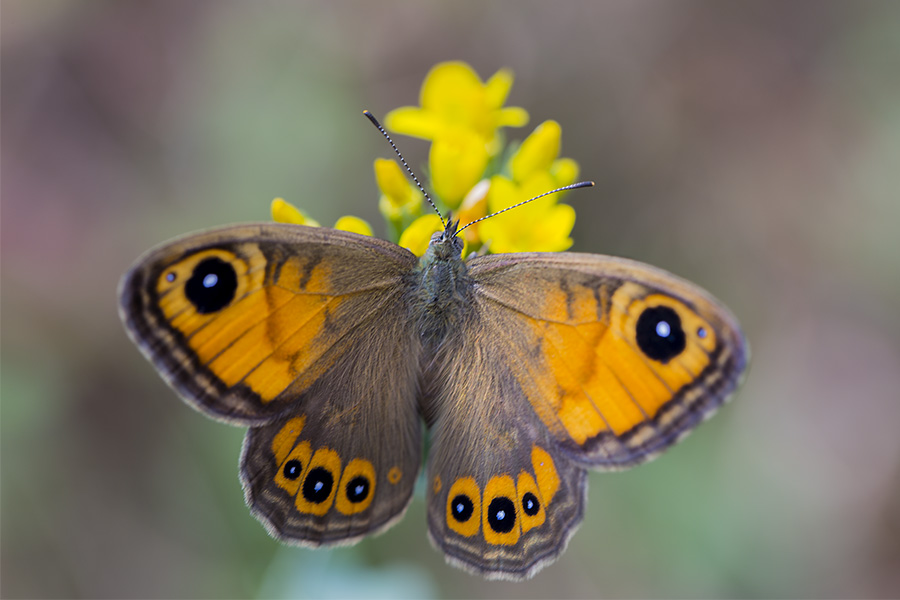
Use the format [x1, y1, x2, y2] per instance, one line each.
[3, 1, 900, 598]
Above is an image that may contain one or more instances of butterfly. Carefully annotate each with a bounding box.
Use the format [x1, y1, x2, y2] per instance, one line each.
[119, 217, 747, 579]
[119, 112, 747, 579]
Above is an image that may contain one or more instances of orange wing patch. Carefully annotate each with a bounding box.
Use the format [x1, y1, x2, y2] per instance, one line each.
[446, 478, 481, 538]
[269, 418, 380, 518]
[443, 446, 560, 545]
[336, 459, 376, 515]
[530, 446, 559, 504]
[482, 476, 520, 546]
[506, 280, 718, 446]
[516, 472, 545, 533]
[157, 247, 266, 335]
[273, 440, 313, 497]
[156, 248, 354, 403]
[294, 448, 342, 516]
[271, 416, 306, 464]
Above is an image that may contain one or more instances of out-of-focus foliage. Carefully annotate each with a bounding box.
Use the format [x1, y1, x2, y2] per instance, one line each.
[3, 1, 900, 598]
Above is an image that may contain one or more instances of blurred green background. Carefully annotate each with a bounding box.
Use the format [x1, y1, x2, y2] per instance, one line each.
[3, 1, 900, 598]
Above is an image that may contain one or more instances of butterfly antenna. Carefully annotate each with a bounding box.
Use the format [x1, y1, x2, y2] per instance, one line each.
[363, 110, 445, 228]
[457, 181, 594, 234]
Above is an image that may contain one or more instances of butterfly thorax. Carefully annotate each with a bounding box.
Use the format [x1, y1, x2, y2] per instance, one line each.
[413, 222, 472, 345]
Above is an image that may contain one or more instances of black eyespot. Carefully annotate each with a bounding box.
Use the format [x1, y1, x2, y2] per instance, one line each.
[450, 494, 474, 522]
[184, 257, 237, 314]
[302, 467, 334, 503]
[522, 492, 540, 516]
[636, 305, 686, 363]
[487, 497, 516, 533]
[345, 475, 370, 503]
[282, 459, 302, 481]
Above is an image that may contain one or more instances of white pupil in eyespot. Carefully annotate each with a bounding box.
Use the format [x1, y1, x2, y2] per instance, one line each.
[202, 273, 218, 288]
[656, 320, 671, 338]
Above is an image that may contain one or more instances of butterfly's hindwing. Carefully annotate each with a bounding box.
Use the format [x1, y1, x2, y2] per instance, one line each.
[240, 297, 423, 545]
[422, 300, 587, 580]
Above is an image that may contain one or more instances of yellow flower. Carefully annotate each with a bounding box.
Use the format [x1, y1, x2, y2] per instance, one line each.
[268, 63, 585, 257]
[429, 129, 490, 209]
[479, 173, 576, 253]
[271, 198, 320, 226]
[384, 61, 528, 150]
[398, 214, 443, 256]
[471, 119, 580, 253]
[334, 216, 373, 236]
[272, 199, 372, 236]
[510, 120, 578, 187]
[375, 158, 422, 235]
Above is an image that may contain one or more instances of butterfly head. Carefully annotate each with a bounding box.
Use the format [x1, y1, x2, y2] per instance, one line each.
[426, 217, 464, 262]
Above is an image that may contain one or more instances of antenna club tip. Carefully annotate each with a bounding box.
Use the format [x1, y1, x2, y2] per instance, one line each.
[363, 110, 380, 126]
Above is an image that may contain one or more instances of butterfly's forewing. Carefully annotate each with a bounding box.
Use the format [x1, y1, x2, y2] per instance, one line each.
[468, 252, 748, 469]
[119, 224, 424, 544]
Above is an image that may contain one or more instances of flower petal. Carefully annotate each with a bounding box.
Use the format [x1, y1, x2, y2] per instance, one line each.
[550, 157, 579, 187]
[271, 198, 320, 227]
[497, 106, 529, 128]
[420, 61, 483, 111]
[484, 68, 514, 108]
[534, 203, 576, 252]
[334, 216, 373, 236]
[398, 214, 443, 256]
[374, 159, 413, 206]
[511, 121, 561, 183]
[387, 61, 527, 144]
[485, 174, 520, 213]
[430, 131, 490, 209]
[478, 171, 577, 254]
[383, 106, 442, 140]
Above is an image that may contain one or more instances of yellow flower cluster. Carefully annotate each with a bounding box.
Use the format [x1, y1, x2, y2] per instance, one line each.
[272, 61, 581, 255]
[271, 198, 373, 236]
